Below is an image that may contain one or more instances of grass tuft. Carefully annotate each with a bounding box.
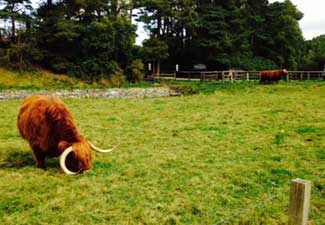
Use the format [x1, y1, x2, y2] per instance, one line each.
[296, 126, 318, 135]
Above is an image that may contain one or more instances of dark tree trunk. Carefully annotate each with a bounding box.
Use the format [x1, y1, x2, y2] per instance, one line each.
[11, 16, 15, 38]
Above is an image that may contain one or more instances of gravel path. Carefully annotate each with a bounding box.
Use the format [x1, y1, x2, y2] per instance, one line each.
[0, 87, 180, 100]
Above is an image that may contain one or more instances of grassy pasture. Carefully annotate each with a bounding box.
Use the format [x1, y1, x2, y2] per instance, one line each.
[0, 82, 324, 225]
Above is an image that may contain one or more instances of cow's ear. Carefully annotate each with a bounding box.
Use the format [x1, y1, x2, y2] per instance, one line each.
[58, 141, 71, 153]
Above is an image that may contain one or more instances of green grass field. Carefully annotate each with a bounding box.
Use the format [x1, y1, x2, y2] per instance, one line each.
[0, 82, 324, 225]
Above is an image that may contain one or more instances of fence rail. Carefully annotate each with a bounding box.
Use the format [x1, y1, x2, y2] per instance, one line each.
[156, 71, 325, 82]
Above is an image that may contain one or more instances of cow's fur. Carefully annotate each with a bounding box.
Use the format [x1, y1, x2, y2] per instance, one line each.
[259, 69, 288, 84]
[17, 95, 92, 171]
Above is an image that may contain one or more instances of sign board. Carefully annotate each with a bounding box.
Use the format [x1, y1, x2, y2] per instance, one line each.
[193, 64, 206, 70]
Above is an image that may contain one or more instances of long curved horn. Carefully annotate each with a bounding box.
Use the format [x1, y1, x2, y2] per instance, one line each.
[59, 146, 81, 176]
[88, 141, 119, 153]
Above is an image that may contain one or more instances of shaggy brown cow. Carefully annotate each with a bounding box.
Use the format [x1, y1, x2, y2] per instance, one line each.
[17, 95, 118, 175]
[259, 69, 288, 84]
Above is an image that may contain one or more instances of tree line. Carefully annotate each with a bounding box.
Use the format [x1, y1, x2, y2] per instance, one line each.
[0, 0, 324, 83]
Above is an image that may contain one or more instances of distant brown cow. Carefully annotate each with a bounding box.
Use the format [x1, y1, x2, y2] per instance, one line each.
[17, 95, 118, 175]
[259, 69, 288, 84]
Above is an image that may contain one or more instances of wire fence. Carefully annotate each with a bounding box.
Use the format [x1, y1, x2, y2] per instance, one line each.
[212, 190, 289, 225]
[212, 175, 323, 225]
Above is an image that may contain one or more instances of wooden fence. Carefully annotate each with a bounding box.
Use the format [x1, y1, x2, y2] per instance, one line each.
[156, 70, 325, 82]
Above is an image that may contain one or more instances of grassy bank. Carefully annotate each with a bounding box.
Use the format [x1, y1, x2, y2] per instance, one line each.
[0, 82, 324, 224]
[0, 68, 154, 90]
[0, 68, 87, 90]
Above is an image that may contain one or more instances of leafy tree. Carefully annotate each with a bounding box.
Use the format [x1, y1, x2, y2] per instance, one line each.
[302, 35, 325, 70]
[194, 1, 234, 69]
[72, 17, 135, 80]
[34, 1, 95, 73]
[261, 0, 304, 69]
[34, 0, 136, 80]
[126, 59, 144, 83]
[138, 0, 197, 69]
[142, 37, 168, 76]
[0, 0, 35, 71]
[138, 0, 305, 70]
[0, 0, 33, 38]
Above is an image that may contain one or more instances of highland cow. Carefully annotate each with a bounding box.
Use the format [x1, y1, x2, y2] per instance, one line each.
[17, 95, 117, 175]
[259, 69, 288, 84]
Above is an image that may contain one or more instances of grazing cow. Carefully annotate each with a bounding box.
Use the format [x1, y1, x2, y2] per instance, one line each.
[259, 69, 288, 84]
[17, 95, 118, 175]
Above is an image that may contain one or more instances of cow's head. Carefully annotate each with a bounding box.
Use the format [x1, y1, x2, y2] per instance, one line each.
[282, 69, 288, 74]
[59, 138, 118, 175]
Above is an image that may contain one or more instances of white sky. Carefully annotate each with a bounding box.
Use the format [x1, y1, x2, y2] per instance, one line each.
[135, 22, 147, 46]
[15, 0, 325, 44]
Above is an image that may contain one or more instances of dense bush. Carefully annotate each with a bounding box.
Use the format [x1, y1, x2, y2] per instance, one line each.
[230, 56, 278, 70]
[127, 59, 145, 83]
[301, 35, 325, 70]
[109, 62, 126, 86]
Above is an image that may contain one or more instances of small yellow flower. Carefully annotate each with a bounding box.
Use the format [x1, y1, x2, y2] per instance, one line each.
[280, 129, 285, 133]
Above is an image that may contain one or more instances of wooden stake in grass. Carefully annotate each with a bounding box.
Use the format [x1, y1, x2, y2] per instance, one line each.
[288, 178, 311, 225]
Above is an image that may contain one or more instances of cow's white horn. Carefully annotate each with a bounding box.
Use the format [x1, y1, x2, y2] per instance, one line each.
[88, 141, 119, 153]
[60, 146, 81, 176]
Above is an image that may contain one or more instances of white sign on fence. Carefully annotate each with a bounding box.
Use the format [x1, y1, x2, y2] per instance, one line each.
[194, 64, 206, 70]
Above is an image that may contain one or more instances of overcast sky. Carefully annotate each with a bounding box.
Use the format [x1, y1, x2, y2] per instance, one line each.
[26, 0, 325, 44]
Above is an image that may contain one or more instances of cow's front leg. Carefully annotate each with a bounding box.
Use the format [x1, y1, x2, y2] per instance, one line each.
[31, 147, 46, 170]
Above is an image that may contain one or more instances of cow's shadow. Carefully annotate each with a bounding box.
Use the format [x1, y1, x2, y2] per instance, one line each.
[0, 150, 58, 169]
[0, 150, 116, 174]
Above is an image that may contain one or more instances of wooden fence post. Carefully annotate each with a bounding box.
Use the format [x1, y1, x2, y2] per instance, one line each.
[246, 72, 249, 81]
[288, 178, 311, 225]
